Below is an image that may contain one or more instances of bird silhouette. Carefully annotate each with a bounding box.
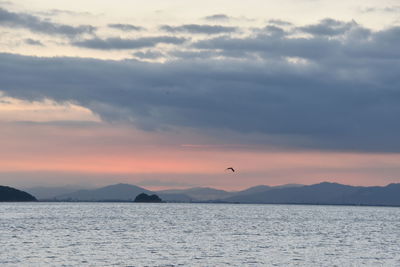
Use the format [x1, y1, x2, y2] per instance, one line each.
[226, 167, 235, 172]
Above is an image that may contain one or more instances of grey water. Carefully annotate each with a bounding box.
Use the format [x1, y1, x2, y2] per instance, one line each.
[1, 203, 400, 266]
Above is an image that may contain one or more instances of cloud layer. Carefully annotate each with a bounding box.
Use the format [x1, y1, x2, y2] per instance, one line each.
[160, 24, 237, 34]
[108, 23, 143, 31]
[1, 18, 400, 152]
[73, 36, 186, 50]
[0, 7, 95, 37]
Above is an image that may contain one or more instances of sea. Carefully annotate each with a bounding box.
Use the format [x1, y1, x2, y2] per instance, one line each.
[1, 203, 400, 266]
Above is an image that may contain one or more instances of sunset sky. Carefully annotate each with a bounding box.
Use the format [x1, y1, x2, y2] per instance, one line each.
[1, 0, 400, 190]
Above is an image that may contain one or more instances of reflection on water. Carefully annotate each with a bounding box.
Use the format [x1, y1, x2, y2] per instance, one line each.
[1, 203, 400, 266]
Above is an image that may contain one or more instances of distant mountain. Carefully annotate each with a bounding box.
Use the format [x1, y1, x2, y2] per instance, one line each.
[342, 183, 400, 206]
[232, 185, 271, 196]
[54, 183, 152, 201]
[157, 187, 232, 201]
[157, 193, 192, 202]
[34, 183, 300, 201]
[24, 186, 89, 200]
[227, 184, 303, 198]
[224, 182, 400, 206]
[273, 184, 304, 189]
[0, 186, 37, 202]
[47, 182, 400, 206]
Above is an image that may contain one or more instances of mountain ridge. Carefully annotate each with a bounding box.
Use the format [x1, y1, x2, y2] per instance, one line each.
[23, 182, 400, 206]
[54, 183, 152, 201]
[224, 182, 400, 206]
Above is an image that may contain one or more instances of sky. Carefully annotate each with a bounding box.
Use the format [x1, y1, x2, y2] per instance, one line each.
[1, 0, 400, 190]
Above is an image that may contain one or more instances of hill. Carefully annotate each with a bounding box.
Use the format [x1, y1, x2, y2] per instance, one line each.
[134, 193, 162, 203]
[224, 182, 400, 206]
[48, 182, 400, 206]
[0, 186, 37, 202]
[54, 183, 152, 201]
[24, 186, 88, 200]
[157, 187, 232, 201]
[53, 183, 191, 202]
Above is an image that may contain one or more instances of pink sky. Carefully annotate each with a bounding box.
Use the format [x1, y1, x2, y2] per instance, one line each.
[1, 121, 399, 190]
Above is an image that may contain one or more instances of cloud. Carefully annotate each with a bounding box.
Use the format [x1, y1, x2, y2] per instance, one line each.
[1, 20, 400, 152]
[24, 38, 44, 46]
[268, 19, 293, 26]
[37, 9, 93, 17]
[0, 7, 96, 37]
[297, 18, 357, 36]
[193, 33, 340, 60]
[160, 24, 237, 34]
[360, 6, 400, 13]
[204, 14, 255, 23]
[204, 14, 230, 21]
[108, 23, 143, 31]
[262, 25, 287, 36]
[382, 6, 400, 12]
[170, 49, 219, 59]
[72, 36, 186, 50]
[192, 21, 377, 61]
[133, 50, 164, 59]
[0, 94, 100, 122]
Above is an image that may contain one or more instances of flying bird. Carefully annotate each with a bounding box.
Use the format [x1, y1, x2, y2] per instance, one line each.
[226, 167, 235, 172]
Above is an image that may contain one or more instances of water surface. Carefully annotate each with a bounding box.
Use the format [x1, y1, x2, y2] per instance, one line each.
[1, 203, 400, 266]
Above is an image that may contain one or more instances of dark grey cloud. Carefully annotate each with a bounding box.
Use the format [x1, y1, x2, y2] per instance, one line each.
[0, 7, 96, 37]
[24, 38, 44, 46]
[170, 50, 219, 59]
[72, 36, 186, 50]
[204, 14, 230, 21]
[160, 24, 237, 34]
[1, 21, 400, 152]
[194, 34, 341, 60]
[133, 50, 164, 59]
[268, 19, 292, 26]
[192, 20, 383, 61]
[263, 25, 286, 36]
[297, 18, 356, 36]
[108, 23, 143, 31]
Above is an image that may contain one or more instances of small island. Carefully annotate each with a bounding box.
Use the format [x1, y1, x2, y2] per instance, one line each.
[134, 193, 163, 203]
[0, 185, 37, 202]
